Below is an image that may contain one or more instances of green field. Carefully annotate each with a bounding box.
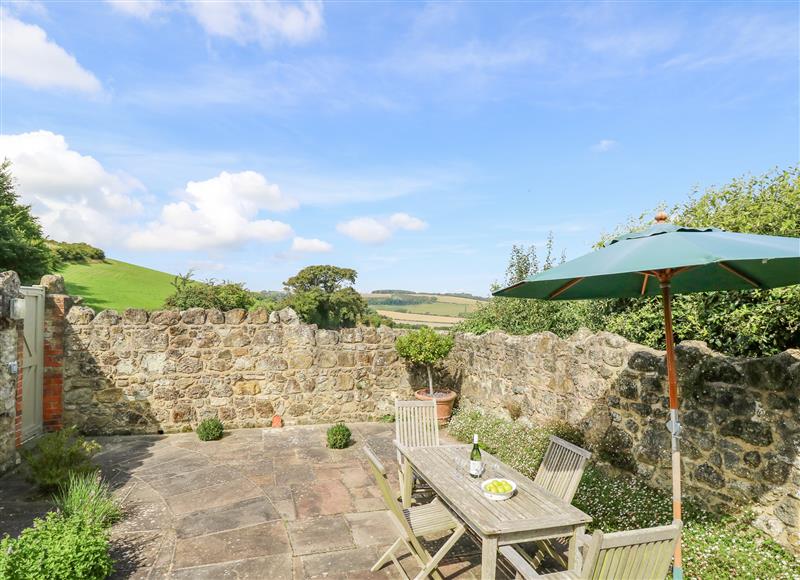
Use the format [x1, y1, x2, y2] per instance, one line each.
[59, 259, 176, 312]
[373, 301, 474, 317]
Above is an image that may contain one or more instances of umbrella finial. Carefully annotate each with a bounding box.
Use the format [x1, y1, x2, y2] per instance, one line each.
[655, 211, 669, 223]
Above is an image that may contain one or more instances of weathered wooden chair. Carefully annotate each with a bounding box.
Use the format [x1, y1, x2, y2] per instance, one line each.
[395, 399, 440, 506]
[500, 522, 682, 579]
[534, 436, 593, 503]
[505, 436, 593, 574]
[364, 445, 465, 580]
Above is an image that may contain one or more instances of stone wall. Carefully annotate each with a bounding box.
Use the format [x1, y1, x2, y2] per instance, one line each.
[63, 306, 410, 434]
[449, 329, 800, 552]
[60, 301, 799, 551]
[0, 272, 21, 473]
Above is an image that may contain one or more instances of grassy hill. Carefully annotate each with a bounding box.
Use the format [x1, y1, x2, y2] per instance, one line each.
[59, 259, 175, 312]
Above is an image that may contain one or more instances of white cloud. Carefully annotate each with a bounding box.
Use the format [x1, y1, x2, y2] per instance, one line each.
[0, 11, 102, 93]
[591, 139, 617, 153]
[0, 131, 143, 244]
[128, 171, 296, 251]
[106, 0, 167, 19]
[337, 217, 392, 244]
[184, 0, 323, 47]
[291, 237, 332, 253]
[389, 212, 428, 231]
[337, 213, 428, 245]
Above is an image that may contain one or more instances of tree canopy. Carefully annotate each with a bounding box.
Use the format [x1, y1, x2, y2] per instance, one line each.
[459, 165, 800, 357]
[0, 160, 55, 283]
[282, 265, 373, 329]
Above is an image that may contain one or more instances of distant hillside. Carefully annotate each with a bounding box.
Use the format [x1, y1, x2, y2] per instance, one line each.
[371, 289, 488, 301]
[362, 291, 483, 328]
[59, 259, 176, 312]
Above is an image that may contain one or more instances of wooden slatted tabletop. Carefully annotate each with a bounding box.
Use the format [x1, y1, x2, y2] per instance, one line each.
[401, 445, 591, 536]
[399, 444, 592, 579]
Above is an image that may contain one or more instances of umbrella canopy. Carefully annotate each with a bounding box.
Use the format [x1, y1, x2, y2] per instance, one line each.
[494, 222, 800, 301]
[493, 214, 800, 580]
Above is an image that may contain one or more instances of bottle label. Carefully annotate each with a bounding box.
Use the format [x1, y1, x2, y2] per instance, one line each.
[469, 460, 482, 476]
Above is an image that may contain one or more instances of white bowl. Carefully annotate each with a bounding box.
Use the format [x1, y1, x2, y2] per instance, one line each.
[481, 478, 517, 501]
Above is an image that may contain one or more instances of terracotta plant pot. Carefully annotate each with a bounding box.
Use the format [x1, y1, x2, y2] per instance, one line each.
[414, 388, 457, 423]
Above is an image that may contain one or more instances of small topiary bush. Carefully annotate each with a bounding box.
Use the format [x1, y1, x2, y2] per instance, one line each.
[327, 423, 352, 449]
[21, 426, 100, 493]
[0, 512, 114, 579]
[196, 418, 224, 441]
[53, 473, 121, 529]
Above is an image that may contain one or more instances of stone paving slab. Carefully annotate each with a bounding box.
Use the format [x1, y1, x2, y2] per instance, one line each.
[1, 423, 503, 578]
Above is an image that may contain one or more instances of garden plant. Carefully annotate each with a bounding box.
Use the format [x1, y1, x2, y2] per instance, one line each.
[327, 423, 352, 449]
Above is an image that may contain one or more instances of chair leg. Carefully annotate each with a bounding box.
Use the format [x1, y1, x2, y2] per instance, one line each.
[373, 537, 404, 572]
[413, 524, 466, 580]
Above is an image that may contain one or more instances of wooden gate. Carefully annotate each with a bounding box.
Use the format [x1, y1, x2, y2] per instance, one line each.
[20, 286, 44, 441]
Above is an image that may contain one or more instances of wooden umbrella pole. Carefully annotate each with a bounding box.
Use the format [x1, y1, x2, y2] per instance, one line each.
[660, 276, 683, 580]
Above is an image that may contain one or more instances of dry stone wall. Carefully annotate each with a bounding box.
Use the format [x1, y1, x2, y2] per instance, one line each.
[449, 329, 800, 552]
[63, 306, 409, 434]
[0, 272, 21, 473]
[60, 301, 799, 552]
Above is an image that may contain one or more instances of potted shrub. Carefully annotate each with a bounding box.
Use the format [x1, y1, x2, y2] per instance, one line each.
[395, 327, 456, 421]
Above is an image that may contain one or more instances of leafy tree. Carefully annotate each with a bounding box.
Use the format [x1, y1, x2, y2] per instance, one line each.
[282, 265, 373, 329]
[602, 165, 800, 356]
[0, 160, 55, 283]
[395, 327, 454, 395]
[457, 233, 596, 336]
[459, 165, 800, 357]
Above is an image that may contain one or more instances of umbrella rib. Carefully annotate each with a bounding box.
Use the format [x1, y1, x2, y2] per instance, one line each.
[718, 262, 763, 288]
[548, 277, 584, 299]
[640, 272, 649, 295]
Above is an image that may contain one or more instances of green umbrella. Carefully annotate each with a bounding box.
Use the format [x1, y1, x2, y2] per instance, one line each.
[493, 213, 800, 580]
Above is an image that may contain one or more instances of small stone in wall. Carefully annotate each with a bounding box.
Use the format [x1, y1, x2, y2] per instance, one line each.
[40, 274, 66, 294]
[123, 308, 148, 325]
[66, 305, 95, 324]
[150, 310, 181, 326]
[181, 308, 206, 325]
[225, 309, 247, 324]
[694, 463, 726, 489]
[93, 310, 121, 325]
[720, 418, 773, 447]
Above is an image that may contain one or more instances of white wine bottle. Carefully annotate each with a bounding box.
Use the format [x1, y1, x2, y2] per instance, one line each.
[469, 434, 482, 478]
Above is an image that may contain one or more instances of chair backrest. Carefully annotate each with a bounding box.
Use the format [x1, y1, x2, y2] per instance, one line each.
[534, 436, 592, 503]
[580, 522, 682, 580]
[395, 400, 439, 464]
[363, 444, 416, 540]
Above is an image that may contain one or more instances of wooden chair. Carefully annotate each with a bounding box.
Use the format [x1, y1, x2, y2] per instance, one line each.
[506, 436, 593, 574]
[364, 445, 465, 580]
[500, 522, 682, 579]
[395, 399, 440, 506]
[534, 436, 592, 504]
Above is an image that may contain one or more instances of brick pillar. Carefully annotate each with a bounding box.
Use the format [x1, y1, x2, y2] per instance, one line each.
[42, 294, 68, 431]
[14, 323, 23, 447]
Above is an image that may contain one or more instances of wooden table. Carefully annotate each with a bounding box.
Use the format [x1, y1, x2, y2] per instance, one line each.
[398, 444, 592, 580]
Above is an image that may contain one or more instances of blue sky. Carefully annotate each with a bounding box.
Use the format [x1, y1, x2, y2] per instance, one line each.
[1, 1, 798, 295]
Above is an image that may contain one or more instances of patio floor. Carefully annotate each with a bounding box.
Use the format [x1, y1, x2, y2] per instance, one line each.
[1, 423, 513, 579]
